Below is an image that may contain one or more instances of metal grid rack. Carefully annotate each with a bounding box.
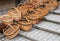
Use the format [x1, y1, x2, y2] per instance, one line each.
[0, 2, 60, 41]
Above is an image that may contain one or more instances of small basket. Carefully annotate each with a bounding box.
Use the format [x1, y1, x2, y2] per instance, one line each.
[3, 24, 20, 39]
[26, 10, 41, 24]
[36, 7, 49, 17]
[19, 17, 32, 31]
[8, 7, 21, 21]
[0, 15, 13, 25]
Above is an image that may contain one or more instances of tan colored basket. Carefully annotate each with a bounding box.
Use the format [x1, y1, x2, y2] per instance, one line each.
[8, 7, 21, 21]
[36, 8, 49, 17]
[17, 4, 28, 16]
[3, 24, 20, 39]
[26, 0, 42, 8]
[19, 17, 32, 31]
[0, 15, 13, 25]
[27, 15, 39, 24]
[26, 12, 40, 24]
[43, 0, 59, 10]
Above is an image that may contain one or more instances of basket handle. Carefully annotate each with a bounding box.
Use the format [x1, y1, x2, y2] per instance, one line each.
[14, 7, 21, 16]
[0, 14, 7, 19]
[7, 24, 14, 31]
[23, 16, 31, 23]
[33, 10, 41, 17]
[14, 7, 21, 13]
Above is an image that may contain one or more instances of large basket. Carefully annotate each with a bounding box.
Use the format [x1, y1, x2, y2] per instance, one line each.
[19, 17, 32, 31]
[3, 24, 20, 39]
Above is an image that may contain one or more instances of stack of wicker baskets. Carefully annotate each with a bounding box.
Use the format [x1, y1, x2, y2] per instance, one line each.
[0, 0, 59, 39]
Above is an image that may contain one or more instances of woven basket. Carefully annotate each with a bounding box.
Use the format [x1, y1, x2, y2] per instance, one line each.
[0, 15, 13, 25]
[36, 7, 49, 17]
[19, 17, 32, 31]
[43, 0, 59, 10]
[7, 7, 21, 21]
[26, 9, 42, 24]
[17, 4, 28, 16]
[26, 0, 42, 8]
[3, 24, 20, 39]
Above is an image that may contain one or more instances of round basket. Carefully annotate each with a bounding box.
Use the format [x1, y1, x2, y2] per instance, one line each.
[0, 15, 13, 25]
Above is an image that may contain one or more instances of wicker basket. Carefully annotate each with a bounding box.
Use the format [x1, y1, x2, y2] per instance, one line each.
[43, 0, 59, 10]
[26, 13, 39, 24]
[7, 7, 21, 21]
[17, 4, 28, 16]
[0, 15, 13, 25]
[19, 17, 32, 31]
[36, 7, 49, 17]
[26, 9, 43, 24]
[26, 0, 42, 9]
[3, 24, 20, 39]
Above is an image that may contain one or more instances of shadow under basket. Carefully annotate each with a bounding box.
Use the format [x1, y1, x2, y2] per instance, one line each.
[0, 23, 6, 33]
[3, 24, 20, 39]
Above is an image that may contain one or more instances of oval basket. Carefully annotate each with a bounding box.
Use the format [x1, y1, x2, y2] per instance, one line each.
[0, 15, 13, 25]
[3, 24, 20, 39]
